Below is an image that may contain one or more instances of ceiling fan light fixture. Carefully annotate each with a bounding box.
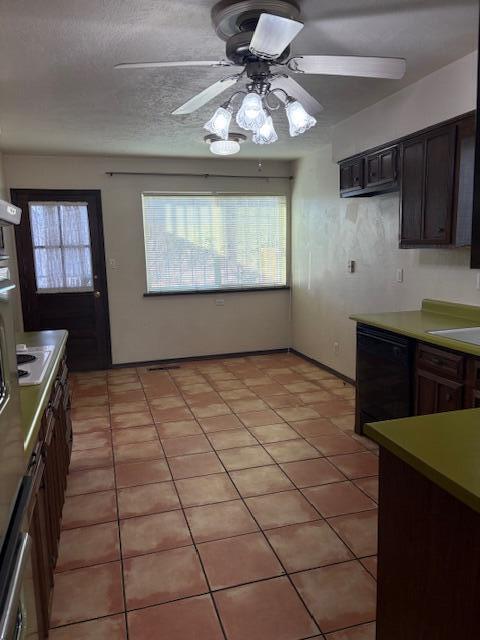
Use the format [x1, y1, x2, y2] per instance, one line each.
[204, 132, 246, 156]
[285, 99, 317, 137]
[204, 105, 233, 140]
[235, 92, 267, 132]
[252, 115, 278, 145]
[210, 139, 241, 155]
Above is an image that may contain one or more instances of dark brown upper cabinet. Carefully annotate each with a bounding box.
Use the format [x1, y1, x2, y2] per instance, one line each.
[400, 115, 474, 248]
[338, 111, 475, 249]
[339, 157, 364, 195]
[365, 146, 398, 189]
[339, 147, 398, 197]
[471, 16, 480, 268]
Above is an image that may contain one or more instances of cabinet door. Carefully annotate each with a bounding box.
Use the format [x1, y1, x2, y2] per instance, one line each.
[423, 125, 456, 244]
[340, 159, 364, 194]
[28, 454, 52, 638]
[437, 379, 464, 412]
[366, 147, 397, 188]
[415, 371, 437, 415]
[416, 369, 464, 415]
[465, 358, 480, 408]
[400, 138, 425, 243]
[453, 115, 476, 246]
[473, 391, 480, 409]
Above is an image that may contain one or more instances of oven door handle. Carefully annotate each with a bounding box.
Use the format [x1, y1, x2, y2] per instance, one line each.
[0, 534, 31, 640]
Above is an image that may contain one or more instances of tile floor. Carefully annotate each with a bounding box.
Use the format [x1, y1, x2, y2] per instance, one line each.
[50, 352, 379, 639]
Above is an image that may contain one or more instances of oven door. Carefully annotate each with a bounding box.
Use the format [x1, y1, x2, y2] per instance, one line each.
[0, 477, 34, 640]
[0, 534, 32, 640]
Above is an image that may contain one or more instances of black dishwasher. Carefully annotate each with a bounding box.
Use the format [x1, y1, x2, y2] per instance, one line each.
[355, 323, 414, 434]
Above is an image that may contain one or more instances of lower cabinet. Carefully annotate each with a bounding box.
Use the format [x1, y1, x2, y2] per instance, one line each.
[26, 354, 71, 637]
[465, 358, 480, 408]
[415, 370, 464, 415]
[356, 324, 480, 432]
[414, 343, 480, 414]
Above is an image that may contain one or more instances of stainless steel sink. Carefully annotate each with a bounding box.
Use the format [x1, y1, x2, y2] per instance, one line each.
[427, 327, 480, 346]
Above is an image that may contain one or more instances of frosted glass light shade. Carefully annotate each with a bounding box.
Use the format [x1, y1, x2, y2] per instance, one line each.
[236, 93, 267, 132]
[204, 106, 232, 140]
[252, 116, 278, 145]
[249, 14, 304, 60]
[209, 139, 240, 155]
[285, 100, 317, 137]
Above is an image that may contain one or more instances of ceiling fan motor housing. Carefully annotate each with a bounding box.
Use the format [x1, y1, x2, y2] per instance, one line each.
[212, 0, 300, 64]
[226, 31, 290, 65]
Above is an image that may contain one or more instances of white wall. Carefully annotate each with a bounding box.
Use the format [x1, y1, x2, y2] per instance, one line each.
[4, 155, 292, 364]
[292, 52, 479, 380]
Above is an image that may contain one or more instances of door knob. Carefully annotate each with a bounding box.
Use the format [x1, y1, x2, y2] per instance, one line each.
[94, 291, 101, 298]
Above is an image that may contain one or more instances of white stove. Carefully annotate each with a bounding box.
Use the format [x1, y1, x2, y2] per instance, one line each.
[16, 344, 55, 386]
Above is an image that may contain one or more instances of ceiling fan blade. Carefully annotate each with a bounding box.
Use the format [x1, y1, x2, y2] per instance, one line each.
[287, 55, 406, 79]
[269, 76, 323, 115]
[115, 60, 240, 70]
[172, 76, 240, 115]
[249, 13, 304, 60]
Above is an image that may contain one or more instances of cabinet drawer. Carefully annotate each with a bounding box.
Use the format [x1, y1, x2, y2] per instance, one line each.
[416, 343, 464, 380]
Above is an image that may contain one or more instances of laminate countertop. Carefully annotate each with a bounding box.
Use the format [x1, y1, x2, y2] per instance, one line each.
[365, 409, 480, 514]
[18, 330, 68, 463]
[350, 298, 480, 357]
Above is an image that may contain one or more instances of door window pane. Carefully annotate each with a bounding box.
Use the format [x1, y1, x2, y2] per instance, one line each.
[30, 204, 61, 246]
[29, 202, 94, 292]
[33, 248, 64, 290]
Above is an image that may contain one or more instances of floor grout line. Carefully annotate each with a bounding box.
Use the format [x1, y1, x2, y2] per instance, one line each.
[64, 355, 376, 638]
[159, 372, 230, 640]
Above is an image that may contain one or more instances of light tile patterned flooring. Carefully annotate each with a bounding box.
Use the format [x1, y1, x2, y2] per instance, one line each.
[50, 352, 379, 640]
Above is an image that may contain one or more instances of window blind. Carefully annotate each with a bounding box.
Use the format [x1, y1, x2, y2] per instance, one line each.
[142, 194, 287, 293]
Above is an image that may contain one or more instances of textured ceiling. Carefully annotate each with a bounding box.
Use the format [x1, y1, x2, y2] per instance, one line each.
[0, 0, 477, 159]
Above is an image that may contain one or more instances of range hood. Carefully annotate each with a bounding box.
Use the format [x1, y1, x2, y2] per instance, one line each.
[0, 200, 21, 225]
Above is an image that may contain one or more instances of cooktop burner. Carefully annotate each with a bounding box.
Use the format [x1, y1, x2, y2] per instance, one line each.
[18, 369, 29, 379]
[17, 353, 37, 365]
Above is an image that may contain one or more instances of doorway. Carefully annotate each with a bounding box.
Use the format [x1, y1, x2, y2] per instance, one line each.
[12, 189, 111, 371]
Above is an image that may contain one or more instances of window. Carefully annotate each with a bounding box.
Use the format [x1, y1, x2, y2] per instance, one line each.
[29, 202, 94, 292]
[142, 194, 287, 294]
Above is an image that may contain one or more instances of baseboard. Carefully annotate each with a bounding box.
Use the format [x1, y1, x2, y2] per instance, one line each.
[290, 348, 356, 386]
[111, 347, 290, 370]
[111, 347, 355, 385]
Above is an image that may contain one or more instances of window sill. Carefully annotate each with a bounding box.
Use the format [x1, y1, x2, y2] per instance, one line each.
[143, 286, 290, 297]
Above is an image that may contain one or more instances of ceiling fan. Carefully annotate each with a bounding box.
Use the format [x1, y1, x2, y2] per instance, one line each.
[116, 0, 406, 151]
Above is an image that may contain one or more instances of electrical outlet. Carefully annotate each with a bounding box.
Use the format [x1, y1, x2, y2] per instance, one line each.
[476, 273, 480, 291]
[108, 258, 117, 269]
[215, 299, 225, 306]
[396, 268, 404, 283]
[334, 341, 340, 355]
